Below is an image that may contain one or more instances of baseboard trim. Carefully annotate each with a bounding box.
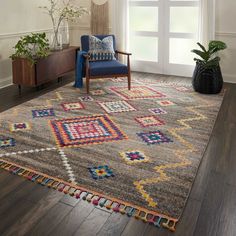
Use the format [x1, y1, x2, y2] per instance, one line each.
[0, 76, 12, 89]
[223, 73, 236, 83]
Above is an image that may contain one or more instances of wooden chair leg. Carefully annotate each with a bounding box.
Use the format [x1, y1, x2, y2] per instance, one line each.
[86, 77, 90, 94]
[128, 73, 131, 90]
[127, 55, 131, 90]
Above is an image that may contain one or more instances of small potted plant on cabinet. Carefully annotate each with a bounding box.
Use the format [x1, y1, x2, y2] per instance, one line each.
[191, 40, 227, 94]
[10, 32, 50, 65]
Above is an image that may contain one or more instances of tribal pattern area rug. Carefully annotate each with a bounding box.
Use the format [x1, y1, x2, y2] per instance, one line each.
[0, 76, 224, 231]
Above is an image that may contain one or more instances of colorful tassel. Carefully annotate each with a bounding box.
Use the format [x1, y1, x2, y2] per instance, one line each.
[142, 213, 148, 223]
[162, 219, 176, 232]
[82, 192, 89, 200]
[99, 199, 108, 208]
[113, 203, 121, 213]
[58, 184, 66, 192]
[105, 201, 113, 210]
[154, 216, 162, 228]
[92, 196, 102, 206]
[75, 190, 83, 199]
[127, 207, 135, 217]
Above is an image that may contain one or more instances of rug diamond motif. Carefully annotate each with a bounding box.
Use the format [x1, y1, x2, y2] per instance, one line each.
[49, 114, 127, 148]
[149, 108, 167, 115]
[135, 116, 165, 127]
[157, 100, 175, 106]
[88, 165, 114, 180]
[61, 102, 85, 111]
[98, 100, 136, 113]
[137, 130, 173, 145]
[110, 86, 166, 100]
[0, 138, 15, 148]
[120, 150, 149, 164]
[32, 108, 55, 118]
[10, 122, 31, 132]
[78, 96, 94, 102]
[90, 89, 107, 96]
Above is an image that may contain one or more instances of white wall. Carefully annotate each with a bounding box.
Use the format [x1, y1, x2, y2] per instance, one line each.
[215, 0, 236, 83]
[0, 0, 52, 88]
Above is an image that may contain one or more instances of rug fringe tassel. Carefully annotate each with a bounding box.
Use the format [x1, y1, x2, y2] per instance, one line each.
[0, 160, 177, 232]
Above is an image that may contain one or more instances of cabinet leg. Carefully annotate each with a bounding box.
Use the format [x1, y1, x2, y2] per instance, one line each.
[18, 85, 21, 95]
[57, 77, 62, 83]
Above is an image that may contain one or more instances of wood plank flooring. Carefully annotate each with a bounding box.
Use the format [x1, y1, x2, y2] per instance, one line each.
[0, 73, 236, 236]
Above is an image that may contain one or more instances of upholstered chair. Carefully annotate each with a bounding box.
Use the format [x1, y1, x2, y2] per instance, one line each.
[80, 35, 131, 93]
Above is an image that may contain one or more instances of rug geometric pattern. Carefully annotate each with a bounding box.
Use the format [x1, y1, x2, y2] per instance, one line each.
[137, 130, 173, 145]
[110, 86, 166, 100]
[149, 108, 167, 115]
[135, 116, 165, 127]
[61, 102, 85, 111]
[120, 150, 149, 164]
[157, 100, 175, 106]
[49, 114, 127, 148]
[78, 96, 94, 102]
[88, 165, 114, 180]
[98, 100, 136, 113]
[0, 75, 224, 232]
[32, 108, 55, 118]
[9, 122, 31, 132]
[0, 138, 16, 148]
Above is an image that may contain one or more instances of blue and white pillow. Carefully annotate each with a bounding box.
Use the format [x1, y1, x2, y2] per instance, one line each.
[88, 36, 116, 61]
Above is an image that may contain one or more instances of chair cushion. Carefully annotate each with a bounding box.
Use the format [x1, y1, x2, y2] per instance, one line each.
[88, 36, 116, 61]
[89, 60, 128, 76]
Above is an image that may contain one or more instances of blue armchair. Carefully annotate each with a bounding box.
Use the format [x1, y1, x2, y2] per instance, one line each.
[81, 35, 132, 93]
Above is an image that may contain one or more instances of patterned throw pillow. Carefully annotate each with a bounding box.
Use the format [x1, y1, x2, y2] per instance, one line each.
[88, 36, 116, 61]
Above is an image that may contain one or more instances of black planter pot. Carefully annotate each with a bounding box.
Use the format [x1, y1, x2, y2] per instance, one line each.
[192, 63, 223, 94]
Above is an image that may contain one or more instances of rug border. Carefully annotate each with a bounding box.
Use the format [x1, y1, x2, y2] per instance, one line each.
[0, 158, 178, 232]
[177, 88, 226, 222]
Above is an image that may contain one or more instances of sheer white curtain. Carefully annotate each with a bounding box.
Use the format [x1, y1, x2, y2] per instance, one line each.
[111, 0, 129, 51]
[199, 0, 216, 46]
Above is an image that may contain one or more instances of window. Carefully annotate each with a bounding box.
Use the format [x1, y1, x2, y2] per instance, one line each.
[129, 0, 200, 77]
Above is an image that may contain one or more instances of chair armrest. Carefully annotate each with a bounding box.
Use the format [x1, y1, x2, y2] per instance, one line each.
[82, 54, 90, 59]
[115, 50, 132, 56]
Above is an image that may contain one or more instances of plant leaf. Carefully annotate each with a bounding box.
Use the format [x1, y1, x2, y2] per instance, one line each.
[197, 42, 207, 53]
[209, 41, 227, 54]
[191, 49, 209, 61]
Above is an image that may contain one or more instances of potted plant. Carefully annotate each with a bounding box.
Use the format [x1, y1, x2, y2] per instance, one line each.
[10, 32, 50, 64]
[191, 40, 227, 94]
[39, 0, 88, 50]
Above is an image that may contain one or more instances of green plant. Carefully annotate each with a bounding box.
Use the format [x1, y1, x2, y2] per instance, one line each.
[10, 33, 50, 64]
[191, 41, 227, 69]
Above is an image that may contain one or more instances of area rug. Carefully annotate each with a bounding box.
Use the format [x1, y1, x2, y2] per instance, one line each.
[0, 76, 223, 231]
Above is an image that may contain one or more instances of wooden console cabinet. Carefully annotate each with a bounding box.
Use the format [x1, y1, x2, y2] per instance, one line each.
[12, 46, 79, 92]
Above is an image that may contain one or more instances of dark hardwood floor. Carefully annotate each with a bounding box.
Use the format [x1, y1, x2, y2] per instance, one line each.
[0, 73, 236, 236]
